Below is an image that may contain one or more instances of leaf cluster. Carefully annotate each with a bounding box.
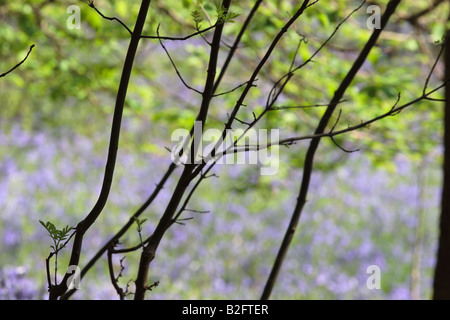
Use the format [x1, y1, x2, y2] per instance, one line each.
[214, 1, 239, 24]
[39, 220, 73, 252]
[191, 0, 240, 31]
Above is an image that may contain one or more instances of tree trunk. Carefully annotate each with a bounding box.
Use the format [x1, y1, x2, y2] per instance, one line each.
[433, 7, 450, 299]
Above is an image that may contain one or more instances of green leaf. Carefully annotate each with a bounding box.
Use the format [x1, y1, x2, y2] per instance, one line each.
[224, 11, 240, 23]
[39, 220, 73, 250]
[191, 9, 203, 30]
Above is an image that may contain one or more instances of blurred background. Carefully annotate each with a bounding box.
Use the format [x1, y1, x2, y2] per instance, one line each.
[0, 0, 447, 299]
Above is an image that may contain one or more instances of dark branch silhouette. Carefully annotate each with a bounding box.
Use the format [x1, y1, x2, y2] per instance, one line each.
[0, 44, 35, 78]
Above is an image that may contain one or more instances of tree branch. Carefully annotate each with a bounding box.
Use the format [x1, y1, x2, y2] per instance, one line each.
[60, 162, 177, 300]
[0, 44, 35, 78]
[157, 25, 203, 95]
[49, 0, 152, 300]
[86, 1, 133, 35]
[261, 0, 403, 300]
[141, 24, 217, 40]
[133, 0, 232, 300]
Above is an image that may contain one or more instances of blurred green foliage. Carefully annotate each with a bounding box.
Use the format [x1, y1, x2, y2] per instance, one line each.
[1, 0, 446, 171]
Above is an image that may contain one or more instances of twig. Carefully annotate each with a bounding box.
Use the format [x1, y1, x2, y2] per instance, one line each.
[141, 24, 217, 40]
[266, 37, 306, 108]
[328, 109, 360, 153]
[112, 242, 145, 254]
[145, 281, 160, 292]
[157, 24, 203, 95]
[173, 217, 194, 225]
[184, 209, 210, 214]
[86, 1, 133, 35]
[107, 242, 125, 299]
[213, 80, 256, 97]
[0, 44, 35, 78]
[268, 100, 347, 111]
[423, 33, 448, 95]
